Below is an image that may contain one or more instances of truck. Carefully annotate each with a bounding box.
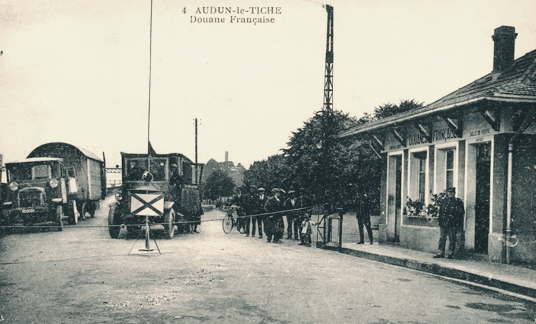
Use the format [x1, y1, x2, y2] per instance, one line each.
[1, 142, 106, 230]
[108, 152, 203, 239]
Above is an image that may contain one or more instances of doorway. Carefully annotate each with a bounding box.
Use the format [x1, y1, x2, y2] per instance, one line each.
[388, 154, 402, 242]
[474, 143, 491, 254]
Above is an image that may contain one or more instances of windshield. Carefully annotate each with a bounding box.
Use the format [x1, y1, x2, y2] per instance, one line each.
[7, 162, 60, 181]
[125, 158, 167, 181]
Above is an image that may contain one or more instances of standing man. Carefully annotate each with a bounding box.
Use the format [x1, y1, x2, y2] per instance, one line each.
[264, 188, 284, 244]
[283, 190, 299, 240]
[433, 187, 465, 259]
[243, 185, 257, 236]
[250, 187, 267, 238]
[169, 163, 184, 214]
[355, 192, 374, 245]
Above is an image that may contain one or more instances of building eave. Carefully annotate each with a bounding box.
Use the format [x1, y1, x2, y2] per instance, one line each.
[340, 96, 536, 138]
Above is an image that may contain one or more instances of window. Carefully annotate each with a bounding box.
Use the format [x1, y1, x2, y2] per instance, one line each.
[8, 164, 32, 181]
[446, 150, 454, 189]
[65, 167, 76, 178]
[33, 165, 50, 179]
[149, 159, 166, 181]
[418, 157, 426, 202]
[409, 150, 428, 204]
[435, 147, 456, 194]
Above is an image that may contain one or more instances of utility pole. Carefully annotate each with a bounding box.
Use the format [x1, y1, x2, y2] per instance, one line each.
[194, 118, 198, 184]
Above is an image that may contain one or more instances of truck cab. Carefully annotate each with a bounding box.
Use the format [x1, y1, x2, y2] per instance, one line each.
[108, 153, 203, 239]
[2, 157, 68, 231]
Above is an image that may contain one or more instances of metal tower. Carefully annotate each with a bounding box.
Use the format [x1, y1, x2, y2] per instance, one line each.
[323, 4, 334, 114]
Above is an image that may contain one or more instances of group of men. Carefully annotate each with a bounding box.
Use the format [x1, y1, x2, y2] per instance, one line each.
[227, 184, 466, 259]
[228, 185, 313, 245]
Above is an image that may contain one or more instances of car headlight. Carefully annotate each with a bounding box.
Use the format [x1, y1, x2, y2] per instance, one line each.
[9, 182, 18, 191]
[49, 179, 59, 188]
[115, 193, 123, 201]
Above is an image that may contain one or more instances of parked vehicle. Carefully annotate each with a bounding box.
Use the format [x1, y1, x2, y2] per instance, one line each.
[1, 143, 106, 230]
[108, 152, 203, 239]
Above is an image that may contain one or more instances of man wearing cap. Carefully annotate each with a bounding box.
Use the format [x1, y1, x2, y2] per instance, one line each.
[283, 189, 299, 240]
[169, 163, 184, 213]
[264, 188, 284, 243]
[169, 163, 184, 187]
[249, 186, 267, 238]
[433, 187, 465, 259]
[243, 185, 257, 237]
[355, 192, 374, 245]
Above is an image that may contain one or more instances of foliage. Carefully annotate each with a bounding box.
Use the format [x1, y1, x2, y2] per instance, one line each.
[404, 197, 425, 216]
[361, 99, 425, 122]
[243, 154, 293, 193]
[245, 99, 425, 209]
[282, 109, 362, 206]
[203, 169, 235, 200]
[426, 190, 448, 218]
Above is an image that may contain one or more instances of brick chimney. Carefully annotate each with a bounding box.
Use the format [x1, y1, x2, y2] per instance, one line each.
[225, 151, 228, 163]
[492, 26, 517, 74]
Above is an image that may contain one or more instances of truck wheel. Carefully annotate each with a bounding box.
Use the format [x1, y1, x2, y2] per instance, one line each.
[68, 201, 78, 225]
[89, 202, 96, 218]
[108, 205, 121, 239]
[165, 209, 176, 239]
[57, 205, 64, 231]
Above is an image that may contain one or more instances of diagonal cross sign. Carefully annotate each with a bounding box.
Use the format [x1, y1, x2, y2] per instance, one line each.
[130, 193, 164, 217]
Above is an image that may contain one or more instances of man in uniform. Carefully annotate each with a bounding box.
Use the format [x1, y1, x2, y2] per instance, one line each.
[433, 187, 465, 259]
[169, 163, 184, 212]
[355, 192, 374, 245]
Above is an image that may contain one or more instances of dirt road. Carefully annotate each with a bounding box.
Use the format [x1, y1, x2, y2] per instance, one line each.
[1, 196, 536, 323]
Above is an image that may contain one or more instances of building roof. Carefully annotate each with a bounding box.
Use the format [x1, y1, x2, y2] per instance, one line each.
[341, 49, 536, 137]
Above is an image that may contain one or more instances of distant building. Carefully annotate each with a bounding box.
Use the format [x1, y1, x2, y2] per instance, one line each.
[106, 167, 122, 188]
[203, 151, 245, 186]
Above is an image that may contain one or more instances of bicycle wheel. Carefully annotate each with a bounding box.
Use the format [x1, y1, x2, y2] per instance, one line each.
[237, 218, 246, 234]
[222, 214, 233, 234]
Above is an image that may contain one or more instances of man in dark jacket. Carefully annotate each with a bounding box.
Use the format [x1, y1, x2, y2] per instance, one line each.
[355, 192, 374, 245]
[433, 187, 465, 259]
[249, 187, 267, 238]
[264, 188, 284, 243]
[283, 190, 299, 240]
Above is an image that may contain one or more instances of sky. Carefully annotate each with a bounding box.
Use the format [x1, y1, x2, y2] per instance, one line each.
[1, 0, 535, 171]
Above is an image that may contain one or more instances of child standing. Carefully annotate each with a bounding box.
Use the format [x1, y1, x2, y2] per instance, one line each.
[299, 216, 317, 247]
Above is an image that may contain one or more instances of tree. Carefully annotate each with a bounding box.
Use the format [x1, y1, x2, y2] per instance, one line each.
[282, 100, 425, 207]
[246, 99, 424, 209]
[283, 109, 359, 206]
[243, 154, 293, 193]
[203, 169, 235, 200]
[369, 99, 424, 121]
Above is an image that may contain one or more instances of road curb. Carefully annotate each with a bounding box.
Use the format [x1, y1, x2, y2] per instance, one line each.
[321, 245, 536, 299]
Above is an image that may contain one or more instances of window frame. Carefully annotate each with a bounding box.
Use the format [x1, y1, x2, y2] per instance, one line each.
[433, 142, 459, 196]
[407, 147, 429, 205]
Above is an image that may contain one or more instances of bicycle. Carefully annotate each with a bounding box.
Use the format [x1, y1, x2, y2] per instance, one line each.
[222, 205, 246, 234]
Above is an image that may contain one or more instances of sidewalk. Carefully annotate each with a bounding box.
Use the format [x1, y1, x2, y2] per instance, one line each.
[319, 241, 536, 301]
